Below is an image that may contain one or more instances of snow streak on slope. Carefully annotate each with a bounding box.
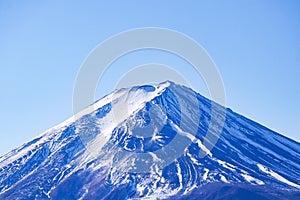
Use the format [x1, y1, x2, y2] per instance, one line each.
[257, 164, 300, 189]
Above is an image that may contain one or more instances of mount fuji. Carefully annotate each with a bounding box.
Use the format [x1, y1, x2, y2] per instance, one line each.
[0, 81, 299, 200]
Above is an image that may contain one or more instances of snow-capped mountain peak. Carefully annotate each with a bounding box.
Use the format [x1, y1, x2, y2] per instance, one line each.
[0, 82, 299, 200]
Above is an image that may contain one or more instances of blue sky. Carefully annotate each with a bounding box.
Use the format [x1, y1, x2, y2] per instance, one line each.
[0, 1, 299, 156]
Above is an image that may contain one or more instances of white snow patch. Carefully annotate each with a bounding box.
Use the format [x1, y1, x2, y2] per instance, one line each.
[186, 152, 201, 165]
[257, 164, 300, 189]
[183, 184, 197, 195]
[136, 184, 146, 196]
[170, 121, 212, 157]
[195, 140, 213, 158]
[241, 174, 264, 185]
[220, 175, 229, 183]
[215, 159, 236, 171]
[148, 152, 162, 163]
[202, 168, 209, 181]
[176, 161, 183, 191]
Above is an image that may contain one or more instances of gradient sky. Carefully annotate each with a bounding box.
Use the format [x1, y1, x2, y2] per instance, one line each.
[0, 1, 299, 156]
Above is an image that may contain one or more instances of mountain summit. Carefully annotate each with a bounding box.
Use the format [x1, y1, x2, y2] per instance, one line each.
[0, 82, 299, 200]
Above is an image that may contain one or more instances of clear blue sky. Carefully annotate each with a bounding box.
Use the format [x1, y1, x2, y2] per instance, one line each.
[1, 1, 299, 156]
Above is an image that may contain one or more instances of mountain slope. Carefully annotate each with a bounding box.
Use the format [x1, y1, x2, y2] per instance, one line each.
[0, 81, 299, 199]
